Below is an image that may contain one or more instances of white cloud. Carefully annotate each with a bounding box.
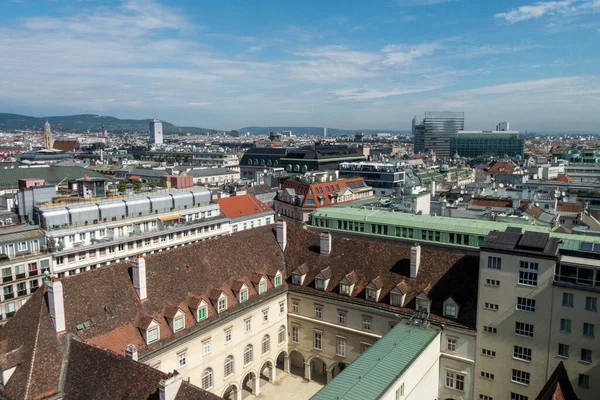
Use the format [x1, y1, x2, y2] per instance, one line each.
[495, 0, 599, 23]
[381, 42, 441, 65]
[334, 86, 441, 101]
[293, 45, 381, 65]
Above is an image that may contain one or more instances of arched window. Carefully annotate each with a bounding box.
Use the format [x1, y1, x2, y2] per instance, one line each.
[278, 325, 286, 344]
[273, 160, 279, 166]
[224, 355, 234, 377]
[262, 334, 270, 354]
[244, 344, 253, 365]
[202, 368, 213, 389]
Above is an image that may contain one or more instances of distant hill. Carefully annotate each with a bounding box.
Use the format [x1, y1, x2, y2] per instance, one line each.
[0, 113, 218, 134]
[238, 126, 408, 136]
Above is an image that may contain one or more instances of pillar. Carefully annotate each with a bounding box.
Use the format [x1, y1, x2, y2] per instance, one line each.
[304, 361, 311, 381]
[326, 366, 334, 383]
[235, 386, 242, 400]
[270, 363, 276, 382]
[253, 375, 260, 396]
[284, 354, 290, 373]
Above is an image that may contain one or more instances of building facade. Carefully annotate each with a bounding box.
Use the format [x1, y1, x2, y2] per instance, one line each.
[149, 119, 163, 145]
[417, 111, 465, 158]
[450, 131, 525, 158]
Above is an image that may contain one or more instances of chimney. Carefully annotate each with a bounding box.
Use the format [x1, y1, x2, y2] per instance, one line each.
[159, 372, 182, 400]
[47, 280, 66, 333]
[410, 244, 421, 278]
[132, 256, 147, 301]
[276, 221, 287, 251]
[125, 344, 138, 361]
[430, 182, 436, 197]
[320, 232, 332, 255]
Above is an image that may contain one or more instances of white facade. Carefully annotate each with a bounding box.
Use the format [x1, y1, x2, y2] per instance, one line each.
[149, 119, 164, 145]
[230, 214, 273, 234]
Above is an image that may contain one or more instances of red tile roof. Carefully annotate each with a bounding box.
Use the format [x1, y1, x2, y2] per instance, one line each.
[280, 177, 369, 208]
[215, 194, 273, 219]
[53, 140, 79, 152]
[556, 202, 584, 213]
[486, 160, 518, 174]
[471, 198, 513, 208]
[553, 175, 575, 183]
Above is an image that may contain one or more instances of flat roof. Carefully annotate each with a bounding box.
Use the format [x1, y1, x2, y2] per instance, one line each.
[311, 323, 438, 400]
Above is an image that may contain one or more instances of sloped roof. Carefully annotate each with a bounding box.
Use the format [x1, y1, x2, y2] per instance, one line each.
[554, 175, 575, 183]
[215, 194, 273, 219]
[486, 160, 518, 174]
[471, 198, 513, 208]
[0, 166, 111, 190]
[556, 202, 585, 213]
[280, 177, 370, 208]
[535, 362, 578, 400]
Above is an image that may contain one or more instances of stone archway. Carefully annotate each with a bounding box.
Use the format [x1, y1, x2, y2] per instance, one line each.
[308, 356, 327, 385]
[275, 350, 289, 375]
[259, 360, 276, 387]
[241, 371, 259, 398]
[288, 350, 305, 379]
[222, 383, 241, 400]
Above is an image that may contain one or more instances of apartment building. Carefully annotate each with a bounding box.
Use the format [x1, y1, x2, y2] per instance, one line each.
[477, 227, 599, 400]
[0, 226, 51, 323]
[215, 194, 274, 234]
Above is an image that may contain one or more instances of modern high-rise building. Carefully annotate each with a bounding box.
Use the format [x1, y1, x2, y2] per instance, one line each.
[496, 121, 510, 131]
[41, 120, 53, 149]
[450, 130, 524, 158]
[149, 119, 163, 145]
[420, 111, 465, 158]
[411, 116, 417, 134]
[323, 127, 327, 137]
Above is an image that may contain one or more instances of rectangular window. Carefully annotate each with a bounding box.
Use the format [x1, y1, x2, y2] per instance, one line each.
[197, 306, 207, 321]
[578, 374, 590, 389]
[390, 292, 402, 306]
[336, 338, 346, 357]
[483, 326, 497, 334]
[480, 371, 494, 380]
[515, 322, 534, 338]
[338, 311, 347, 325]
[485, 279, 500, 287]
[147, 328, 159, 343]
[292, 326, 299, 342]
[314, 332, 322, 349]
[259, 281, 267, 294]
[511, 369, 531, 386]
[224, 328, 232, 343]
[519, 261, 538, 286]
[202, 339, 211, 356]
[585, 296, 597, 311]
[558, 343, 569, 358]
[173, 317, 184, 332]
[583, 322, 595, 337]
[340, 283, 351, 296]
[447, 338, 457, 352]
[218, 298, 227, 313]
[481, 349, 496, 357]
[262, 309, 269, 322]
[396, 383, 405, 399]
[315, 306, 322, 319]
[366, 288, 377, 302]
[279, 301, 285, 314]
[245, 318, 251, 332]
[362, 317, 372, 330]
[315, 278, 325, 291]
[177, 351, 187, 368]
[516, 297, 536, 313]
[484, 302, 499, 311]
[274, 275, 282, 286]
[292, 301, 299, 313]
[562, 292, 574, 307]
[479, 395, 493, 400]
[510, 393, 528, 400]
[560, 318, 571, 333]
[513, 346, 532, 362]
[488, 256, 501, 269]
[581, 348, 592, 363]
[240, 289, 248, 303]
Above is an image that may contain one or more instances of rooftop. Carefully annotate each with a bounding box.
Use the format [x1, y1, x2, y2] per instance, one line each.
[215, 194, 273, 219]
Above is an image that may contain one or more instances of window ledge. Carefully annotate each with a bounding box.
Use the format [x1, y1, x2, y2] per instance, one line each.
[510, 380, 530, 387]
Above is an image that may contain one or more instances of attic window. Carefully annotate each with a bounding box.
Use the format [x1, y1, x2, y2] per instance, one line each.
[197, 306, 207, 321]
[259, 278, 267, 294]
[240, 289, 248, 303]
[174, 316, 185, 332]
[292, 273, 301, 285]
[340, 283, 350, 296]
[218, 297, 227, 313]
[274, 273, 282, 287]
[416, 298, 430, 313]
[390, 293, 402, 307]
[315, 278, 325, 291]
[366, 289, 378, 302]
[444, 304, 457, 318]
[147, 327, 159, 344]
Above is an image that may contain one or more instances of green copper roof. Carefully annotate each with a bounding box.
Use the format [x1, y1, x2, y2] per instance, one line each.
[311, 323, 438, 400]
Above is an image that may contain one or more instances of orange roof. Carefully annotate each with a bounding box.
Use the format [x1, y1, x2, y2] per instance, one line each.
[486, 160, 518, 174]
[556, 202, 585, 213]
[553, 175, 575, 183]
[471, 198, 512, 208]
[215, 194, 273, 219]
[280, 177, 368, 208]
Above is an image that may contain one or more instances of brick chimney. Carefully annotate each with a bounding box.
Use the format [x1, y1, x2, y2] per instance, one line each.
[410, 243, 421, 278]
[276, 221, 287, 251]
[125, 344, 138, 361]
[320, 232, 332, 255]
[159, 372, 183, 400]
[47, 280, 66, 333]
[132, 256, 147, 301]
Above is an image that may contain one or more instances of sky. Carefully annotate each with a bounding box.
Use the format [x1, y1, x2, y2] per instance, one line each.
[0, 0, 599, 132]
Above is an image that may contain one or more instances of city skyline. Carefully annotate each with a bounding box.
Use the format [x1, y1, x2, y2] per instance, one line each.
[1, 0, 599, 131]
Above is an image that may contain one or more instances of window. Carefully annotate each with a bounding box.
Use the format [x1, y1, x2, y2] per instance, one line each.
[259, 280, 267, 294]
[15, 265, 25, 278]
[519, 261, 538, 286]
[292, 274, 301, 285]
[362, 317, 372, 330]
[197, 306, 207, 321]
[279, 301, 285, 314]
[483, 326, 497, 334]
[224, 355, 234, 377]
[447, 338, 457, 352]
[481, 349, 496, 357]
[488, 256, 501, 269]
[202, 339, 211, 356]
[390, 292, 402, 306]
[17, 242, 27, 252]
[274, 275, 282, 287]
[244, 345, 253, 365]
[340, 283, 351, 296]
[314, 332, 322, 349]
[240, 289, 248, 303]
[513, 346, 532, 362]
[366, 288, 377, 302]
[560, 318, 571, 333]
[262, 335, 270, 354]
[445, 304, 457, 317]
[416, 298, 429, 312]
[578, 374, 590, 389]
[245, 318, 251, 333]
[479, 395, 493, 400]
[1, 268, 11, 282]
[581, 348, 592, 363]
[336, 338, 346, 356]
[147, 327, 159, 344]
[338, 311, 347, 324]
[585, 296, 597, 311]
[315, 306, 322, 319]
[510, 393, 528, 400]
[177, 351, 187, 368]
[480, 371, 494, 380]
[218, 297, 227, 313]
[202, 368, 213, 389]
[445, 371, 465, 391]
[516, 297, 536, 312]
[512, 369, 530, 386]
[396, 383, 405, 399]
[484, 302, 499, 311]
[174, 317, 184, 332]
[485, 278, 500, 287]
[278, 325, 286, 344]
[292, 325, 299, 342]
[558, 343, 569, 357]
[262, 309, 269, 323]
[315, 278, 325, 291]
[562, 292, 574, 307]
[515, 322, 534, 338]
[583, 322, 595, 337]
[224, 328, 232, 344]
[292, 301, 299, 313]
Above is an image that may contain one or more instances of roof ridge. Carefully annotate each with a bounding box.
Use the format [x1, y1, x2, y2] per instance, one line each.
[23, 291, 47, 400]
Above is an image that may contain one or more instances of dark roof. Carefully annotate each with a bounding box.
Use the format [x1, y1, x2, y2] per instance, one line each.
[482, 228, 560, 257]
[0, 166, 111, 190]
[187, 168, 238, 177]
[535, 362, 578, 400]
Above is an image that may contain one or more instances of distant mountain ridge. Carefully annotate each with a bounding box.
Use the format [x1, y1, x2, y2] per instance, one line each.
[238, 126, 408, 136]
[0, 113, 218, 134]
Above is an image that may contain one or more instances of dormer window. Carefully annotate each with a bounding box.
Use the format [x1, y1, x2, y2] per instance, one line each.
[147, 327, 159, 344]
[366, 288, 377, 302]
[218, 295, 227, 313]
[315, 278, 325, 291]
[416, 297, 430, 313]
[292, 273, 301, 285]
[174, 316, 185, 332]
[443, 297, 459, 319]
[240, 288, 248, 303]
[198, 306, 207, 321]
[340, 283, 350, 296]
[274, 273, 282, 287]
[390, 292, 402, 306]
[259, 278, 267, 294]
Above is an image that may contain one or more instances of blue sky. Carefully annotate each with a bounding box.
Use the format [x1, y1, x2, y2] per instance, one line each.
[0, 0, 598, 131]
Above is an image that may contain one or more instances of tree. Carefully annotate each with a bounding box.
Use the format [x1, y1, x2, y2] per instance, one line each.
[149, 181, 156, 190]
[133, 180, 142, 192]
[117, 182, 127, 194]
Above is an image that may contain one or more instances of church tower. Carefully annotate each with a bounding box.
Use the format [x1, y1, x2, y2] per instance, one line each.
[42, 120, 53, 149]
